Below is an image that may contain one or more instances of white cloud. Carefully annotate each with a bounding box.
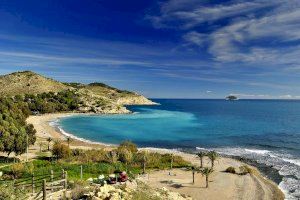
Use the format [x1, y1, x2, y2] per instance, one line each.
[149, 0, 300, 66]
[150, 0, 279, 29]
[230, 93, 271, 98]
[229, 93, 300, 99]
[183, 31, 207, 46]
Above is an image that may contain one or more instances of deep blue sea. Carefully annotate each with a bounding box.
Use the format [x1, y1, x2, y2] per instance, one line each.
[55, 99, 300, 199]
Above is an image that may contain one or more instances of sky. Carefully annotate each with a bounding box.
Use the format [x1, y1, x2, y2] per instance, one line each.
[0, 0, 300, 99]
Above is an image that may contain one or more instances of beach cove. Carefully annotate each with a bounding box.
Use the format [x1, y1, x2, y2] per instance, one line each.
[26, 99, 292, 199]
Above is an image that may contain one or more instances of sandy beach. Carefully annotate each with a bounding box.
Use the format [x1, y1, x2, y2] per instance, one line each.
[26, 113, 284, 200]
[27, 113, 112, 150]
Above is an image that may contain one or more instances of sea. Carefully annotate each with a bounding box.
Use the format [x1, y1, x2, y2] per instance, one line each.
[53, 99, 300, 199]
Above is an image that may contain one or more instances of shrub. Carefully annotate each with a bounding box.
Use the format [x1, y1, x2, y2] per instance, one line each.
[70, 180, 89, 199]
[25, 162, 34, 175]
[225, 166, 236, 174]
[118, 148, 133, 165]
[52, 141, 71, 159]
[117, 141, 138, 154]
[69, 149, 107, 163]
[0, 183, 26, 200]
[10, 163, 24, 178]
[106, 150, 118, 164]
[239, 165, 253, 175]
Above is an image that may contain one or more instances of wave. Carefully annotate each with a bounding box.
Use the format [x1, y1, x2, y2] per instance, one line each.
[245, 148, 270, 155]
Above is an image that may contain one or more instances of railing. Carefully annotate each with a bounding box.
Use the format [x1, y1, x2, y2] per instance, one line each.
[0, 169, 68, 200]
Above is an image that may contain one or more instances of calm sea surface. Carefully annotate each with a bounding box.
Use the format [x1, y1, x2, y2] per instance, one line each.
[57, 99, 300, 199]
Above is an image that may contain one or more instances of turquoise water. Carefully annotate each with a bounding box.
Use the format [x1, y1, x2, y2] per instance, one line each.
[57, 99, 300, 198]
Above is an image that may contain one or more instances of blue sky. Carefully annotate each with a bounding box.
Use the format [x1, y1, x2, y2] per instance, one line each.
[0, 0, 300, 98]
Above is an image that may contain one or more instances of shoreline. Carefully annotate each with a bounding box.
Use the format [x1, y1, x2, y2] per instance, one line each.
[26, 112, 285, 200]
[27, 112, 114, 150]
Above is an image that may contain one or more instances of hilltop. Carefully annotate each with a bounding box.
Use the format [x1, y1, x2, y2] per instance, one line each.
[0, 71, 155, 113]
[0, 71, 69, 96]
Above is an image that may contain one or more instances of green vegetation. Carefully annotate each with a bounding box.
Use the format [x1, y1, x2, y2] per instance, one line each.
[0, 89, 83, 157]
[225, 166, 236, 174]
[0, 97, 36, 156]
[0, 183, 26, 200]
[196, 151, 206, 168]
[226, 95, 238, 100]
[52, 141, 71, 159]
[24, 90, 81, 113]
[0, 141, 191, 183]
[200, 167, 213, 188]
[239, 165, 254, 175]
[207, 151, 219, 169]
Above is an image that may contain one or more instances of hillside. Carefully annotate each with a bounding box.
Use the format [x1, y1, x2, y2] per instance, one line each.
[0, 71, 69, 96]
[0, 71, 155, 113]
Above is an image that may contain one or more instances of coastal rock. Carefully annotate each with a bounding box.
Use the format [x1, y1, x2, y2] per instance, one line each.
[117, 95, 157, 105]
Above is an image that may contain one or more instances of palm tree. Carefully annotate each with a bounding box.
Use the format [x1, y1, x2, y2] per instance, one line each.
[47, 137, 52, 151]
[196, 151, 206, 168]
[66, 137, 72, 147]
[191, 166, 196, 184]
[200, 167, 213, 188]
[38, 142, 44, 152]
[207, 151, 219, 169]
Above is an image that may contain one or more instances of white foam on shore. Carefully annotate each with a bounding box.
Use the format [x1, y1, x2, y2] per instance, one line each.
[48, 118, 113, 147]
[245, 148, 270, 155]
[139, 147, 181, 154]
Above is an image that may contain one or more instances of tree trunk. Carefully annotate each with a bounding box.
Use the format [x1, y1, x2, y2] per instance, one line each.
[48, 142, 50, 151]
[211, 161, 214, 169]
[143, 161, 146, 174]
[206, 175, 208, 188]
[200, 158, 203, 168]
[192, 171, 195, 184]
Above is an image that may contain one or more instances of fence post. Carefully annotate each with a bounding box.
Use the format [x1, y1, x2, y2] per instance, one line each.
[50, 170, 53, 192]
[43, 179, 46, 200]
[32, 173, 35, 194]
[80, 165, 83, 180]
[64, 171, 68, 189]
[62, 169, 65, 179]
[170, 154, 173, 170]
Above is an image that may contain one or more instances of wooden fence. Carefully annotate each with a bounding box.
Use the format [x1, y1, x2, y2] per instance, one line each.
[0, 169, 68, 200]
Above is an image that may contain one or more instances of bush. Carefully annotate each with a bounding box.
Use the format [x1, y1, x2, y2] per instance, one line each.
[70, 180, 89, 199]
[117, 141, 138, 154]
[225, 166, 236, 174]
[0, 183, 26, 200]
[239, 165, 253, 175]
[52, 141, 71, 159]
[69, 149, 107, 163]
[10, 163, 24, 178]
[24, 162, 34, 175]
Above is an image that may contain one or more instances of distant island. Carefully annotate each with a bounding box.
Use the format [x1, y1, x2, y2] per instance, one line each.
[226, 95, 239, 101]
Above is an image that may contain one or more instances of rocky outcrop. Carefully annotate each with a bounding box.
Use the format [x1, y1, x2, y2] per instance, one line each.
[75, 181, 192, 200]
[117, 94, 157, 105]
